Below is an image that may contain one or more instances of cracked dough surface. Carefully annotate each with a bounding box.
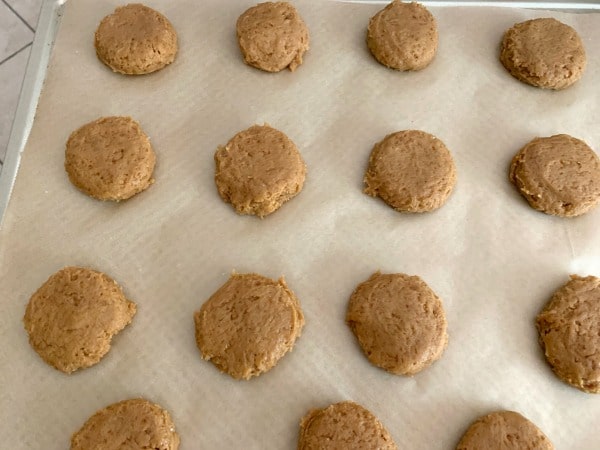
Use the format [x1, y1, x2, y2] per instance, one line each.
[94, 3, 178, 75]
[500, 18, 586, 90]
[364, 130, 456, 213]
[509, 134, 600, 217]
[456, 410, 554, 450]
[298, 401, 398, 450]
[194, 273, 304, 380]
[236, 1, 309, 72]
[23, 266, 136, 374]
[65, 116, 156, 202]
[214, 124, 306, 217]
[70, 398, 180, 450]
[346, 272, 448, 376]
[536, 275, 600, 393]
[367, 0, 438, 71]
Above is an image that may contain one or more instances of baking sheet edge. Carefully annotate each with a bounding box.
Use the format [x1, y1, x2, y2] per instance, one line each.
[0, 0, 65, 229]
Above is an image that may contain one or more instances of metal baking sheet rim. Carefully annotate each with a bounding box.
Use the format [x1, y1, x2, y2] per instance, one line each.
[1, 0, 599, 229]
[0, 0, 66, 229]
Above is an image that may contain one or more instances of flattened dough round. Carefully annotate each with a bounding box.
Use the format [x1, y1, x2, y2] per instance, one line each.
[194, 273, 305, 380]
[346, 272, 448, 375]
[71, 398, 180, 450]
[536, 275, 600, 393]
[65, 116, 156, 202]
[23, 267, 136, 374]
[509, 134, 600, 217]
[214, 124, 306, 217]
[500, 18, 586, 90]
[456, 410, 554, 450]
[298, 401, 398, 450]
[367, 0, 438, 71]
[236, 1, 310, 72]
[364, 130, 456, 213]
[95, 3, 178, 75]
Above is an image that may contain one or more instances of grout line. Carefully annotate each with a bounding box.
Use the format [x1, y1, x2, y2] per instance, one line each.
[0, 37, 31, 166]
[1, 0, 35, 33]
[0, 41, 32, 66]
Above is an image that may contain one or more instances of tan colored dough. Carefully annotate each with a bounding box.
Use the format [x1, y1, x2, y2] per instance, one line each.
[236, 2, 310, 72]
[509, 134, 600, 217]
[194, 273, 305, 380]
[95, 3, 178, 75]
[23, 267, 136, 374]
[346, 272, 448, 376]
[298, 401, 398, 450]
[456, 410, 554, 450]
[500, 18, 586, 90]
[364, 130, 456, 213]
[71, 398, 180, 450]
[214, 124, 306, 217]
[367, 0, 438, 71]
[65, 116, 156, 202]
[536, 275, 600, 393]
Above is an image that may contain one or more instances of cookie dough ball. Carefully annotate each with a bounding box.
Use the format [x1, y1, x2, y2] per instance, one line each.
[23, 267, 136, 374]
[509, 134, 600, 217]
[95, 3, 178, 75]
[364, 130, 456, 213]
[346, 272, 448, 376]
[214, 124, 306, 217]
[456, 410, 554, 450]
[65, 116, 156, 202]
[298, 401, 398, 450]
[367, 0, 438, 71]
[536, 275, 600, 393]
[194, 273, 305, 380]
[500, 18, 586, 90]
[71, 398, 180, 450]
[236, 2, 309, 72]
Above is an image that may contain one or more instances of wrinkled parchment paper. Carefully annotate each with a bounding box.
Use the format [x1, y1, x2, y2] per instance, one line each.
[1, 1, 599, 448]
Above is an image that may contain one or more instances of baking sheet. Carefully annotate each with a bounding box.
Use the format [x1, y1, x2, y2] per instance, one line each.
[1, 0, 600, 448]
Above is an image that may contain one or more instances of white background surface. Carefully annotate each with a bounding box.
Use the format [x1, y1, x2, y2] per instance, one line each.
[0, 0, 41, 164]
[0, 0, 599, 448]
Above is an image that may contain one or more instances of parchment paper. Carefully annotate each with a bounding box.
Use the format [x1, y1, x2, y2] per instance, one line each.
[1, 1, 599, 448]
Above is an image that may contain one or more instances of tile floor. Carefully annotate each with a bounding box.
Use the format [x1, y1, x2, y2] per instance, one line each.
[0, 0, 42, 169]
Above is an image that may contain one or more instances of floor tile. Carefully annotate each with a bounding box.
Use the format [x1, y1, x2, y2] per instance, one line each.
[0, 1, 33, 62]
[4, 0, 42, 30]
[0, 45, 30, 162]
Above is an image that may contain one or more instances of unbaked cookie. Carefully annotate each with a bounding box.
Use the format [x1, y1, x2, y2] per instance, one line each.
[509, 134, 600, 217]
[298, 401, 398, 450]
[536, 275, 600, 393]
[346, 272, 448, 376]
[65, 116, 156, 202]
[456, 410, 554, 449]
[500, 18, 586, 90]
[71, 398, 180, 450]
[95, 3, 178, 75]
[194, 273, 304, 380]
[367, 0, 438, 71]
[214, 124, 306, 217]
[364, 130, 456, 213]
[236, 2, 309, 72]
[23, 267, 136, 374]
